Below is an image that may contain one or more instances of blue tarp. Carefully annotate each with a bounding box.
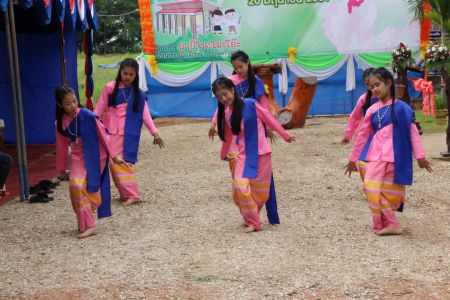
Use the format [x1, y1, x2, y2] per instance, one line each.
[0, 29, 78, 144]
[145, 63, 421, 119]
[145, 63, 367, 119]
[0, 1, 97, 144]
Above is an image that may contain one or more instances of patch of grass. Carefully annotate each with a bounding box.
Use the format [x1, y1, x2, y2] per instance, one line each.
[183, 272, 219, 282]
[77, 53, 140, 105]
[415, 110, 447, 134]
[183, 272, 242, 283]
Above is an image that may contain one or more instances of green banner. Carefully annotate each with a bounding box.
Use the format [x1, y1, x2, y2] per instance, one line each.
[148, 0, 419, 63]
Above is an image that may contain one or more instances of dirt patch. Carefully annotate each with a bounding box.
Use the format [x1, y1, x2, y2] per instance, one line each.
[154, 117, 209, 127]
[0, 117, 449, 299]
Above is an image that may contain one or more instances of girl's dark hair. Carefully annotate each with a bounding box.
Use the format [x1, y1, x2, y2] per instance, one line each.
[110, 58, 141, 112]
[361, 67, 374, 115]
[230, 50, 256, 98]
[225, 9, 236, 14]
[211, 9, 223, 16]
[211, 77, 243, 141]
[370, 67, 397, 123]
[55, 86, 77, 135]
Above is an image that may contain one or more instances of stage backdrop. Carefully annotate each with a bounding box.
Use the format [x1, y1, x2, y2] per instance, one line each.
[146, 0, 420, 63]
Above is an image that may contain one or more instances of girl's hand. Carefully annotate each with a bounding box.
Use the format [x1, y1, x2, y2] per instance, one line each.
[112, 156, 126, 165]
[344, 161, 357, 177]
[266, 129, 276, 143]
[286, 136, 295, 143]
[153, 134, 165, 149]
[58, 170, 69, 181]
[341, 138, 350, 145]
[208, 125, 217, 140]
[417, 158, 433, 173]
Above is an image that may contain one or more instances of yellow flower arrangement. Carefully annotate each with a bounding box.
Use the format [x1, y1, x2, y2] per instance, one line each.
[147, 55, 158, 75]
[288, 47, 297, 63]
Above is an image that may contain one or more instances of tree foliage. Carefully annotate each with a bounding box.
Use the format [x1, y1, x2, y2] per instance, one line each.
[94, 0, 141, 54]
[405, 0, 450, 37]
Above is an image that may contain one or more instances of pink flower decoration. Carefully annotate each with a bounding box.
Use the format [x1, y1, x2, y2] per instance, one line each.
[414, 78, 435, 116]
[348, 0, 365, 14]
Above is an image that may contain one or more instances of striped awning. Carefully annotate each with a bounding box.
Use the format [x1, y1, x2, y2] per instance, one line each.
[0, 0, 98, 31]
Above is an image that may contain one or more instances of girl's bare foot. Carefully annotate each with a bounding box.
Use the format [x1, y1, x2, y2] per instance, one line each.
[122, 198, 140, 207]
[77, 227, 97, 239]
[243, 226, 257, 233]
[376, 226, 403, 235]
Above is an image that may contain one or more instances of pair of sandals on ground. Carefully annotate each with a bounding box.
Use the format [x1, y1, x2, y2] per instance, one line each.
[28, 179, 60, 203]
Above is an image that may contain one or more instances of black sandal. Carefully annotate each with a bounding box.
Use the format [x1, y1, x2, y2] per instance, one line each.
[38, 180, 59, 189]
[29, 193, 53, 203]
[29, 184, 51, 195]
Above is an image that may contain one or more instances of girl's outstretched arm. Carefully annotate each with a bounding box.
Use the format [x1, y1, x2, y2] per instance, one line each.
[255, 103, 293, 142]
[219, 122, 233, 160]
[94, 82, 114, 119]
[142, 101, 165, 148]
[209, 109, 219, 140]
[95, 118, 118, 159]
[342, 93, 366, 143]
[410, 122, 432, 173]
[410, 122, 426, 160]
[55, 124, 70, 175]
[142, 101, 158, 136]
[349, 109, 374, 162]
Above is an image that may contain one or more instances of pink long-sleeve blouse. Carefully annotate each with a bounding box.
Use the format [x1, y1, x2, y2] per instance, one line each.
[94, 81, 158, 136]
[343, 92, 367, 141]
[55, 108, 117, 172]
[220, 102, 292, 159]
[349, 100, 425, 163]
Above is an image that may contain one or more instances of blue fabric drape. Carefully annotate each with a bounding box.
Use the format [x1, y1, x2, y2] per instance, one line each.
[242, 98, 259, 179]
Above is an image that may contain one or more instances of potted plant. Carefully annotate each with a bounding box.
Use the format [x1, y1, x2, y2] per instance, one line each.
[423, 43, 450, 73]
[411, 97, 423, 111]
[391, 42, 416, 101]
[434, 91, 448, 125]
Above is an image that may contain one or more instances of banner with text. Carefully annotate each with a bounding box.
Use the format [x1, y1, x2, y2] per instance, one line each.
[147, 0, 419, 62]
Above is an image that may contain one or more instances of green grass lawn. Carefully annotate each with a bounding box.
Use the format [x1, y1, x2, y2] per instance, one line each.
[75, 54, 448, 134]
[77, 53, 139, 105]
[415, 110, 448, 134]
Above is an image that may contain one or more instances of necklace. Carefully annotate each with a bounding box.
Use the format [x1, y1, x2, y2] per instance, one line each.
[377, 103, 391, 129]
[66, 114, 79, 143]
[122, 88, 133, 103]
[238, 83, 248, 98]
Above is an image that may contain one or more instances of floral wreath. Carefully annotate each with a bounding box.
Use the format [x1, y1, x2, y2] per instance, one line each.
[391, 42, 415, 73]
[423, 43, 449, 71]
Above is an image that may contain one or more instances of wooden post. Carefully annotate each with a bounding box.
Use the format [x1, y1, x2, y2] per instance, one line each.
[395, 69, 410, 103]
[441, 69, 450, 154]
[252, 64, 283, 115]
[252, 63, 317, 128]
[282, 77, 317, 128]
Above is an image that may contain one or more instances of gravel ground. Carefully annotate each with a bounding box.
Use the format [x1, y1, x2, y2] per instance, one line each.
[0, 117, 449, 299]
